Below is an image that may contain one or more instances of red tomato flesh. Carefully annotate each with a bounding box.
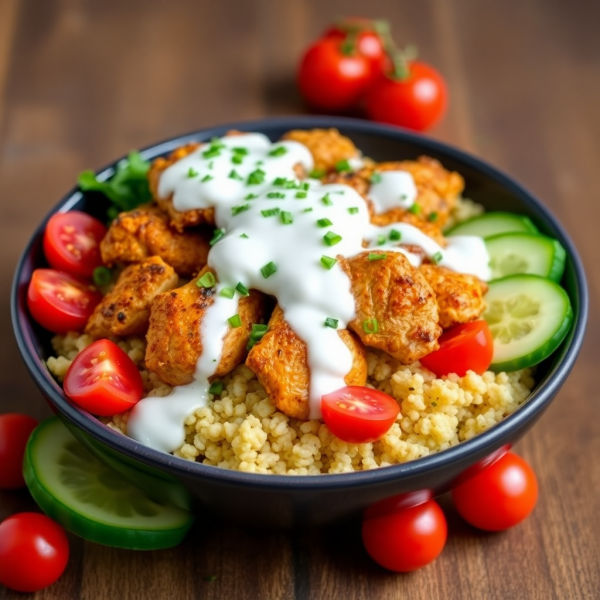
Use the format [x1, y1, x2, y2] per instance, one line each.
[420, 320, 494, 378]
[366, 61, 447, 131]
[452, 451, 538, 531]
[63, 339, 144, 416]
[321, 386, 400, 443]
[0, 413, 39, 489]
[43, 211, 107, 277]
[27, 269, 102, 333]
[0, 512, 69, 593]
[362, 498, 447, 572]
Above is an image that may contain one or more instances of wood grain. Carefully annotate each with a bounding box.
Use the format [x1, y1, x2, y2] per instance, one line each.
[1, 0, 599, 598]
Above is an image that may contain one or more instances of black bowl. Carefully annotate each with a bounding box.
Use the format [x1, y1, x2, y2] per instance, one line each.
[12, 116, 588, 528]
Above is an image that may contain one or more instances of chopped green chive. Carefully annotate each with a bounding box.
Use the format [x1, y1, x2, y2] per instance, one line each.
[321, 193, 333, 206]
[273, 177, 288, 187]
[320, 255, 337, 270]
[324, 317, 339, 329]
[370, 172, 382, 184]
[280, 211, 293, 225]
[229, 169, 244, 181]
[303, 207, 314, 213]
[285, 180, 298, 189]
[256, 160, 264, 166]
[202, 147, 220, 159]
[209, 137, 225, 149]
[348, 207, 359, 215]
[201, 174, 214, 183]
[389, 229, 401, 241]
[295, 191, 307, 199]
[220, 287, 235, 299]
[363, 318, 379, 334]
[210, 228, 225, 246]
[431, 251, 443, 265]
[368, 253, 387, 261]
[93, 266, 111, 287]
[323, 231, 342, 246]
[235, 282, 249, 296]
[301, 182, 310, 191]
[269, 146, 288, 157]
[428, 211, 439, 222]
[247, 169, 266, 185]
[209, 381, 223, 395]
[267, 191, 286, 199]
[197, 272, 216, 288]
[377, 235, 386, 246]
[316, 218, 333, 228]
[244, 193, 258, 200]
[208, 161, 214, 170]
[187, 167, 199, 178]
[252, 323, 268, 334]
[240, 233, 249, 239]
[335, 159, 351, 172]
[232, 147, 249, 155]
[247, 323, 269, 350]
[228, 314, 242, 328]
[309, 168, 326, 179]
[408, 203, 421, 215]
[231, 204, 251, 216]
[261, 207, 280, 217]
[231, 154, 243, 165]
[261, 261, 277, 279]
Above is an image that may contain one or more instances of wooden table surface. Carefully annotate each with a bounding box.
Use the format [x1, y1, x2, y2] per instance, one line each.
[1, 0, 599, 598]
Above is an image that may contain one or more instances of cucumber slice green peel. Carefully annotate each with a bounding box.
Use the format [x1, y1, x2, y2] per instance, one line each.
[23, 417, 194, 550]
[483, 274, 573, 372]
[446, 211, 539, 238]
[485, 232, 566, 282]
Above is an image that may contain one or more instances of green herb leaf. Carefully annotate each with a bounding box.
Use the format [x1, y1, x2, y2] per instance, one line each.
[231, 204, 250, 216]
[321, 193, 333, 206]
[92, 266, 112, 287]
[261, 261, 277, 278]
[389, 229, 401, 241]
[267, 191, 286, 199]
[208, 381, 223, 395]
[201, 174, 214, 183]
[368, 253, 387, 261]
[231, 154, 243, 165]
[228, 314, 242, 328]
[240, 233, 249, 238]
[348, 207, 359, 215]
[370, 172, 382, 184]
[244, 193, 258, 200]
[220, 287, 235, 299]
[320, 255, 337, 270]
[187, 167, 199, 178]
[295, 191, 307, 199]
[210, 228, 225, 246]
[261, 208, 280, 217]
[269, 146, 288, 157]
[197, 272, 216, 288]
[247, 168, 266, 185]
[431, 251, 443, 265]
[235, 282, 250, 296]
[309, 169, 326, 179]
[280, 211, 293, 225]
[408, 203, 421, 215]
[229, 169, 244, 181]
[335, 159, 352, 172]
[317, 218, 333, 228]
[323, 231, 342, 246]
[324, 317, 339, 329]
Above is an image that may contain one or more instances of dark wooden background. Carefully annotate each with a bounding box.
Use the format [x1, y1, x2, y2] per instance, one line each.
[1, 0, 599, 598]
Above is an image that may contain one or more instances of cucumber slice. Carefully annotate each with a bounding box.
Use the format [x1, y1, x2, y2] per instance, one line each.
[446, 211, 538, 238]
[483, 274, 573, 372]
[485, 232, 566, 282]
[23, 417, 194, 549]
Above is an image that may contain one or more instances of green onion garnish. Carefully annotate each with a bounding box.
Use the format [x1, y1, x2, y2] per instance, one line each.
[247, 168, 266, 185]
[370, 172, 382, 183]
[187, 167, 198, 178]
[269, 146, 288, 157]
[428, 212, 439, 222]
[202, 147, 221, 159]
[348, 207, 359, 215]
[229, 169, 244, 181]
[93, 266, 111, 287]
[273, 177, 287, 187]
[321, 193, 333, 206]
[335, 159, 351, 172]
[280, 211, 293, 225]
[301, 182, 310, 191]
[368, 253, 387, 261]
[210, 228, 225, 246]
[324, 317, 338, 329]
[220, 287, 235, 299]
[208, 161, 214, 170]
[235, 282, 249, 296]
[431, 252, 443, 265]
[389, 229, 401, 241]
[209, 137, 225, 149]
[309, 168, 326, 179]
[303, 207, 313, 213]
[377, 235, 386, 246]
[295, 191, 307, 199]
[197, 272, 216, 288]
[317, 218, 332, 228]
[261, 208, 280, 217]
[363, 318, 379, 333]
[231, 154, 243, 165]
[267, 191, 285, 199]
[320, 255, 337, 270]
[323, 231, 342, 246]
[247, 323, 269, 350]
[201, 174, 214, 183]
[240, 233, 249, 239]
[244, 193, 258, 200]
[232, 147, 248, 155]
[231, 204, 250, 216]
[261, 261, 277, 278]
[408, 203, 421, 215]
[209, 381, 223, 395]
[228, 314, 242, 328]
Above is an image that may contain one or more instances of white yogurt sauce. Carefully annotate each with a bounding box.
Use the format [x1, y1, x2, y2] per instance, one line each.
[369, 170, 417, 213]
[127, 133, 490, 453]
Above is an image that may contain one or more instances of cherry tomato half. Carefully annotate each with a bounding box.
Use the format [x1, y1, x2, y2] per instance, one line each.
[297, 37, 371, 111]
[452, 451, 538, 531]
[362, 498, 447, 572]
[366, 61, 447, 131]
[43, 211, 107, 277]
[0, 413, 39, 489]
[321, 386, 400, 443]
[27, 269, 102, 334]
[0, 512, 69, 592]
[64, 339, 144, 416]
[420, 320, 494, 378]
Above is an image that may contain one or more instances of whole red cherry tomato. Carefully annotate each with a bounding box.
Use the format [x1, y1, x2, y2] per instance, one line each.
[452, 451, 538, 531]
[297, 37, 371, 111]
[0, 513, 69, 592]
[420, 320, 494, 378]
[366, 61, 447, 131]
[0, 413, 39, 489]
[362, 498, 447, 572]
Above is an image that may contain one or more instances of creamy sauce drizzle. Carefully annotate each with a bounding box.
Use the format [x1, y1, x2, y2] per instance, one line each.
[369, 171, 417, 213]
[127, 133, 490, 453]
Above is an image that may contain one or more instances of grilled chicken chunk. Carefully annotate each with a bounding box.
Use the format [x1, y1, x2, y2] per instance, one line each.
[342, 251, 441, 363]
[100, 205, 210, 276]
[246, 305, 368, 420]
[85, 256, 178, 339]
[419, 264, 488, 329]
[282, 128, 359, 173]
[145, 267, 265, 386]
